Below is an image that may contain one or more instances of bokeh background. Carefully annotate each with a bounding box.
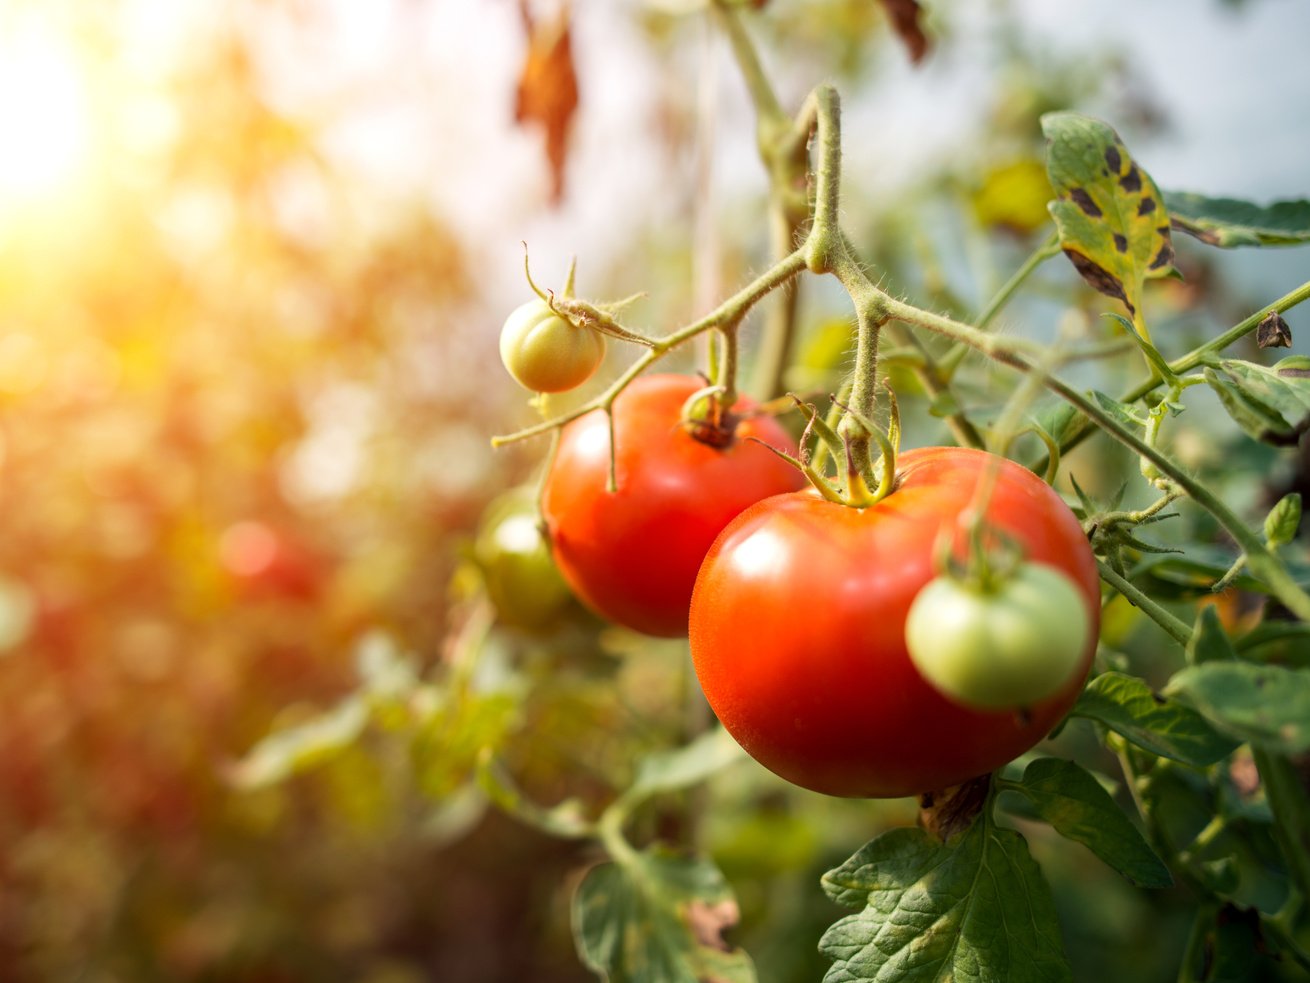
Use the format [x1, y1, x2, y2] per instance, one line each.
[1, 1, 1308, 980]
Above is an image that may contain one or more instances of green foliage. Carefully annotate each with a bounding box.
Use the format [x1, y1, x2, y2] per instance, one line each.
[1006, 758, 1172, 889]
[1165, 192, 1310, 247]
[1204, 354, 1310, 445]
[1073, 672, 1240, 767]
[819, 814, 1070, 982]
[1166, 663, 1310, 754]
[573, 849, 757, 983]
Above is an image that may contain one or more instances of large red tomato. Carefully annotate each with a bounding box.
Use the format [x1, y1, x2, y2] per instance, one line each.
[689, 446, 1100, 798]
[542, 374, 805, 637]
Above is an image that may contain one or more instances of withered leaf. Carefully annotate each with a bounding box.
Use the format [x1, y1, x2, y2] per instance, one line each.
[1257, 311, 1292, 349]
[515, 2, 578, 204]
[878, 0, 931, 65]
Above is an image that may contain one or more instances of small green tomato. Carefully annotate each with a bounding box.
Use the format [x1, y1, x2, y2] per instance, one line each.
[474, 488, 574, 632]
[905, 562, 1091, 711]
[499, 299, 606, 393]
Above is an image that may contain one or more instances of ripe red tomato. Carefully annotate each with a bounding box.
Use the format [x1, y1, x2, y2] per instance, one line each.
[542, 374, 805, 638]
[689, 446, 1100, 798]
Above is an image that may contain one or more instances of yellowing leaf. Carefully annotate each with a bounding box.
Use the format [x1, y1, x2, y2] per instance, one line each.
[1042, 112, 1175, 317]
[971, 158, 1055, 235]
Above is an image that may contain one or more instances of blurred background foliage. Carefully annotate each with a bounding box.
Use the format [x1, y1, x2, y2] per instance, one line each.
[0, 0, 1307, 980]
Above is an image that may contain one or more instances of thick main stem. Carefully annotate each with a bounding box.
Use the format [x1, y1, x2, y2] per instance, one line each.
[878, 297, 1310, 623]
[491, 249, 807, 446]
[1048, 278, 1310, 460]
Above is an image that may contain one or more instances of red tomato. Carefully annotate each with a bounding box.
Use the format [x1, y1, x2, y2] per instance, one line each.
[689, 446, 1100, 798]
[542, 374, 805, 637]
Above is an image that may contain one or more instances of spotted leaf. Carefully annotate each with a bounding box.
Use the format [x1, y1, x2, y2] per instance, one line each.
[1042, 113, 1176, 316]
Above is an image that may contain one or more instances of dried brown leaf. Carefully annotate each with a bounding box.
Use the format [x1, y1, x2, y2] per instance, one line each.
[515, 2, 579, 204]
[878, 0, 931, 65]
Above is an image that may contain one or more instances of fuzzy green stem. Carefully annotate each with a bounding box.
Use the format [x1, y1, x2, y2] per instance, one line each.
[492, 249, 807, 446]
[716, 324, 740, 413]
[1096, 560, 1192, 648]
[976, 230, 1061, 331]
[713, 2, 809, 400]
[1050, 278, 1310, 459]
[879, 295, 1310, 622]
[803, 87, 842, 276]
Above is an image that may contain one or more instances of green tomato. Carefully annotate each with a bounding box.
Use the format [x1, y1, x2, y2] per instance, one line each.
[475, 488, 574, 631]
[499, 299, 605, 393]
[905, 562, 1093, 711]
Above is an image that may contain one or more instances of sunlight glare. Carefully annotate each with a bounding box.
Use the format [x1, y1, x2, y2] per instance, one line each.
[0, 25, 90, 202]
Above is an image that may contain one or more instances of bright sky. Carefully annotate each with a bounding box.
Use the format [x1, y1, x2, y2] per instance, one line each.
[1, 1, 1306, 306]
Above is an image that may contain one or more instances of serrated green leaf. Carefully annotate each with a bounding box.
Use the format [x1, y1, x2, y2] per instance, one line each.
[1165, 662, 1310, 754]
[573, 850, 756, 983]
[819, 819, 1070, 983]
[1204, 355, 1310, 446]
[1034, 402, 1082, 449]
[230, 697, 370, 790]
[1263, 493, 1302, 548]
[1187, 606, 1238, 666]
[626, 727, 747, 804]
[1042, 112, 1175, 317]
[1009, 758, 1172, 888]
[1165, 191, 1310, 247]
[1204, 368, 1295, 444]
[1073, 672, 1238, 766]
[1090, 389, 1148, 429]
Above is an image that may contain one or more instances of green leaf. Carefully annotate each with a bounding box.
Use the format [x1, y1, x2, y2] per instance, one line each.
[1165, 191, 1310, 247]
[819, 819, 1070, 983]
[1204, 355, 1310, 446]
[477, 753, 593, 839]
[626, 727, 747, 805]
[1187, 606, 1238, 666]
[1165, 662, 1310, 754]
[1236, 621, 1310, 667]
[230, 696, 370, 790]
[1130, 544, 1310, 598]
[573, 850, 756, 983]
[1008, 758, 1172, 888]
[1264, 493, 1302, 548]
[1090, 389, 1148, 429]
[1042, 112, 1175, 317]
[1072, 672, 1238, 766]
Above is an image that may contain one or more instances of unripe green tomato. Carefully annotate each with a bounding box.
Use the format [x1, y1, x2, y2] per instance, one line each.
[499, 300, 606, 393]
[475, 488, 574, 631]
[905, 562, 1091, 711]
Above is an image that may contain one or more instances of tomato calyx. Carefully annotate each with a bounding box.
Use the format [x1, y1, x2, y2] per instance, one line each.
[679, 383, 743, 449]
[779, 389, 901, 509]
[918, 774, 992, 843]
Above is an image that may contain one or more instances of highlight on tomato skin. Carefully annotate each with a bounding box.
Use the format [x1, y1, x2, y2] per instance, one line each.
[688, 446, 1101, 799]
[541, 373, 806, 638]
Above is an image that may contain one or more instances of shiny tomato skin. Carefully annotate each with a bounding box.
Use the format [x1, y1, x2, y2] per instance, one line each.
[689, 446, 1100, 798]
[542, 374, 805, 638]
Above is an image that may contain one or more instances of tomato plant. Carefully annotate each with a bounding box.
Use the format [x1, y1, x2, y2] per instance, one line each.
[689, 447, 1100, 799]
[499, 298, 606, 393]
[906, 561, 1092, 712]
[541, 373, 805, 637]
